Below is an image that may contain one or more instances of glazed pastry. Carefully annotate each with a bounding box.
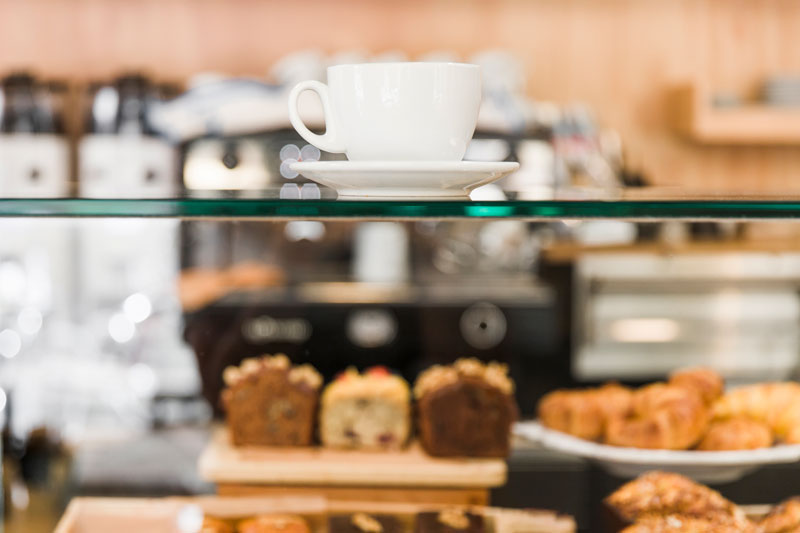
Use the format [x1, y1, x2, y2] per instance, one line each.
[237, 514, 310, 533]
[414, 358, 518, 457]
[178, 263, 284, 312]
[179, 268, 230, 311]
[538, 383, 633, 441]
[758, 497, 800, 533]
[414, 509, 485, 533]
[712, 383, 800, 443]
[329, 513, 404, 533]
[320, 366, 411, 449]
[668, 367, 724, 405]
[202, 516, 233, 533]
[620, 515, 753, 533]
[604, 383, 709, 449]
[224, 261, 285, 289]
[221, 354, 322, 446]
[696, 418, 773, 451]
[605, 471, 750, 528]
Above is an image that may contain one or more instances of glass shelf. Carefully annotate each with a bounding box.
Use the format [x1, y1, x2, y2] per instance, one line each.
[5, 188, 800, 220]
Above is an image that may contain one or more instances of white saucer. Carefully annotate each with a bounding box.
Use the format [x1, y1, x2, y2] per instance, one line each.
[515, 421, 800, 483]
[290, 160, 519, 198]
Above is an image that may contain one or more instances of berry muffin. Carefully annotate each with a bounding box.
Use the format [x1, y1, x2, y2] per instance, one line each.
[320, 367, 411, 450]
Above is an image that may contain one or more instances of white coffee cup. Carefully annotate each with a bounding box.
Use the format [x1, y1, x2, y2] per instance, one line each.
[288, 62, 481, 161]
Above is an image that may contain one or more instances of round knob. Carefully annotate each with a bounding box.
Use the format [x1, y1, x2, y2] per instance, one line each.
[460, 302, 507, 350]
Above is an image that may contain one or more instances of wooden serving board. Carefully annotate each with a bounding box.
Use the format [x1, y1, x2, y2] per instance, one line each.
[199, 426, 507, 488]
[54, 496, 328, 533]
[54, 496, 576, 533]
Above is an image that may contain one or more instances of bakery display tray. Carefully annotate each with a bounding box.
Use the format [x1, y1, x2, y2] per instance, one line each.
[54, 496, 575, 533]
[199, 426, 507, 488]
[515, 421, 800, 483]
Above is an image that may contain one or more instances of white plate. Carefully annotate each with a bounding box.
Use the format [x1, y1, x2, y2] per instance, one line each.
[514, 421, 800, 483]
[290, 160, 519, 198]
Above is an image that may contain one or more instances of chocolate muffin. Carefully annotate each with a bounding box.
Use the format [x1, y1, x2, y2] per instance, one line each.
[414, 358, 518, 457]
[329, 513, 405, 533]
[414, 509, 485, 533]
[221, 354, 322, 446]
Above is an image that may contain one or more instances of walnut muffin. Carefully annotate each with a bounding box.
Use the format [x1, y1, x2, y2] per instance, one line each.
[222, 354, 322, 446]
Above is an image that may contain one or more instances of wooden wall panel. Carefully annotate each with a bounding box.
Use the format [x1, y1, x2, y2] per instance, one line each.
[0, 0, 798, 191]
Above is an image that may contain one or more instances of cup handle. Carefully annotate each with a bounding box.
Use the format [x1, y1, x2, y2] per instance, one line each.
[288, 80, 346, 154]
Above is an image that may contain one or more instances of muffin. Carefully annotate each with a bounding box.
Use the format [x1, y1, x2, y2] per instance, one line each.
[320, 366, 411, 449]
[237, 514, 310, 533]
[414, 358, 518, 457]
[221, 354, 322, 446]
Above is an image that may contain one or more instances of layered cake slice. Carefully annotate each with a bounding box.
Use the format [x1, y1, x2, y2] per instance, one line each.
[320, 367, 411, 450]
[414, 358, 518, 457]
[221, 354, 322, 446]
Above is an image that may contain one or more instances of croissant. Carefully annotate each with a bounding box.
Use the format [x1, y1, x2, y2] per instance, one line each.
[696, 418, 773, 451]
[668, 367, 724, 405]
[606, 471, 750, 528]
[538, 383, 633, 441]
[759, 497, 800, 533]
[712, 383, 800, 443]
[605, 383, 709, 450]
[620, 515, 753, 533]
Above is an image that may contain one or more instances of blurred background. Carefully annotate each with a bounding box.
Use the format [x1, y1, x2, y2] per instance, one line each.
[2, 0, 800, 190]
[2, 1, 800, 532]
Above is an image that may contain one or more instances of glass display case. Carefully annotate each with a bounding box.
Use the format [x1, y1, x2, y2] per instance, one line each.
[3, 8, 800, 529]
[4, 188, 800, 533]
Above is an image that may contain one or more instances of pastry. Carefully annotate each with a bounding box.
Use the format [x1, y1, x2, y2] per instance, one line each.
[620, 515, 752, 533]
[414, 509, 484, 533]
[668, 367, 724, 405]
[329, 513, 404, 533]
[605, 471, 750, 528]
[538, 383, 633, 441]
[202, 517, 234, 533]
[224, 261, 285, 289]
[697, 418, 773, 451]
[536, 367, 726, 449]
[179, 268, 229, 311]
[320, 366, 411, 449]
[221, 354, 322, 446]
[178, 262, 284, 312]
[758, 497, 800, 533]
[414, 358, 518, 457]
[712, 383, 800, 443]
[604, 383, 709, 450]
[237, 514, 310, 533]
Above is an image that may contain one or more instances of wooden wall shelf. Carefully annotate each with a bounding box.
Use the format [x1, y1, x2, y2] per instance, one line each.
[674, 85, 800, 145]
